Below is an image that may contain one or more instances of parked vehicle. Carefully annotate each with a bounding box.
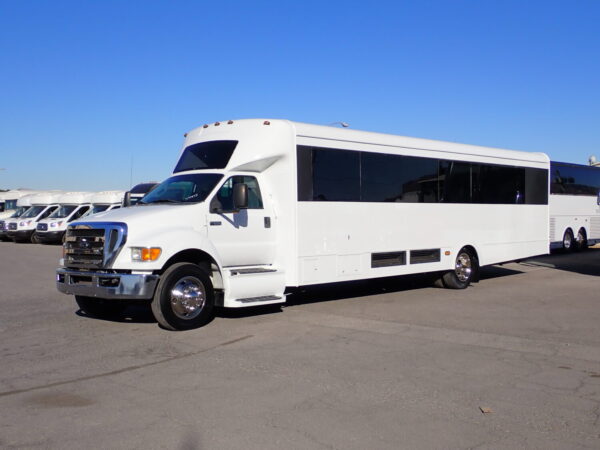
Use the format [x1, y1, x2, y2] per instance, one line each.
[36, 192, 94, 244]
[549, 161, 600, 251]
[7, 192, 63, 243]
[86, 190, 125, 216]
[56, 119, 550, 330]
[122, 182, 159, 206]
[0, 190, 37, 220]
[0, 193, 39, 241]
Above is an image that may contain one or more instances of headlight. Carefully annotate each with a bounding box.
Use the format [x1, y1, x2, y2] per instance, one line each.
[131, 247, 162, 262]
[50, 221, 63, 228]
[19, 220, 32, 226]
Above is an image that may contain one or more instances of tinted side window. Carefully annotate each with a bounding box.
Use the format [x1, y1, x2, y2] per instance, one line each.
[474, 164, 525, 204]
[312, 148, 360, 201]
[174, 140, 238, 173]
[525, 168, 549, 204]
[551, 162, 600, 196]
[215, 176, 263, 211]
[362, 153, 438, 203]
[440, 161, 471, 203]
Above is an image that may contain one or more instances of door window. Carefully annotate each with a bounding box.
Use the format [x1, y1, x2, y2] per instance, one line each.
[214, 176, 263, 212]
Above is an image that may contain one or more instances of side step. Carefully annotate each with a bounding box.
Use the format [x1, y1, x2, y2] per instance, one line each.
[222, 267, 286, 308]
[236, 295, 284, 304]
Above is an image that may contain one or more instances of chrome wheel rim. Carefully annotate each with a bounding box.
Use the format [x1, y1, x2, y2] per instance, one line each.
[170, 276, 206, 320]
[564, 233, 572, 249]
[455, 252, 472, 282]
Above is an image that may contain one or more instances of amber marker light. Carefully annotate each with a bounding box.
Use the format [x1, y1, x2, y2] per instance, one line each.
[445, 251, 451, 256]
[131, 247, 162, 262]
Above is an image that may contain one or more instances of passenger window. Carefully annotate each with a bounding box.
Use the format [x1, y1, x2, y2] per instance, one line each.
[69, 206, 90, 222]
[215, 176, 263, 212]
[38, 206, 57, 221]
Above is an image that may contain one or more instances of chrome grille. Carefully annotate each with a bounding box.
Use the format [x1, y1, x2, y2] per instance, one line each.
[63, 222, 127, 269]
[37, 223, 48, 231]
[8, 223, 17, 230]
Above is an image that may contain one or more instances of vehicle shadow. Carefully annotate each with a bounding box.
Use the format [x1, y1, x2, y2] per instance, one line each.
[216, 265, 524, 320]
[520, 247, 600, 277]
[75, 301, 156, 324]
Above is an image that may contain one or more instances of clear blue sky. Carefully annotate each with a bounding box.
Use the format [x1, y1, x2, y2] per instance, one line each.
[1, 0, 599, 191]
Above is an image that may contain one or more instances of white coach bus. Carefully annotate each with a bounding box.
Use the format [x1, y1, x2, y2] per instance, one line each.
[549, 161, 600, 250]
[56, 119, 549, 330]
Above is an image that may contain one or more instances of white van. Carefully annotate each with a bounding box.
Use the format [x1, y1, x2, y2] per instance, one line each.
[0, 193, 39, 241]
[36, 192, 94, 244]
[7, 192, 63, 243]
[87, 191, 125, 216]
[0, 190, 37, 220]
[57, 119, 550, 330]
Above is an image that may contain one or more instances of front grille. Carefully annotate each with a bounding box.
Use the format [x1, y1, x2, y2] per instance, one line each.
[37, 223, 48, 231]
[8, 223, 17, 231]
[63, 223, 127, 269]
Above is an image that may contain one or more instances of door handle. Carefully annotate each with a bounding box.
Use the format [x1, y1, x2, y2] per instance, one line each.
[210, 221, 222, 226]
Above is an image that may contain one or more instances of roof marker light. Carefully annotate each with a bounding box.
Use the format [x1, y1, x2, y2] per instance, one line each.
[203, 124, 209, 128]
[263, 121, 270, 125]
[183, 133, 188, 137]
[215, 122, 220, 126]
[227, 120, 234, 124]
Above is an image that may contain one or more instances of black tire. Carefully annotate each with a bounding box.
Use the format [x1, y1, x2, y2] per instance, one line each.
[151, 262, 215, 331]
[31, 232, 40, 244]
[562, 229, 574, 252]
[575, 228, 588, 251]
[75, 295, 127, 319]
[442, 247, 478, 289]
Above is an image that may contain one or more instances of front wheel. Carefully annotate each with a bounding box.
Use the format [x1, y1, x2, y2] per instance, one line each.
[75, 295, 127, 319]
[441, 248, 478, 289]
[151, 262, 215, 331]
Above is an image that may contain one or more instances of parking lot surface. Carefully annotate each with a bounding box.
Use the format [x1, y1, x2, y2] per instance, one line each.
[1, 241, 599, 449]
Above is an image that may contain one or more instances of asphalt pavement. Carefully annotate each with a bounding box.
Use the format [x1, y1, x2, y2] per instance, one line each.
[1, 241, 599, 449]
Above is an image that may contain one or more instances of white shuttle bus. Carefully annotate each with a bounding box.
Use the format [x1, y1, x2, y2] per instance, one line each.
[549, 161, 600, 250]
[36, 192, 94, 244]
[7, 192, 63, 243]
[56, 119, 549, 330]
[87, 191, 125, 215]
[0, 193, 39, 241]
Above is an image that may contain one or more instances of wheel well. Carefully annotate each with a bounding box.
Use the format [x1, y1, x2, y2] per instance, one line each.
[462, 245, 479, 263]
[161, 249, 223, 290]
[577, 227, 587, 238]
[564, 227, 574, 237]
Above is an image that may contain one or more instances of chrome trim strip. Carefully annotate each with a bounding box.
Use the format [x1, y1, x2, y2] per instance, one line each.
[56, 268, 159, 300]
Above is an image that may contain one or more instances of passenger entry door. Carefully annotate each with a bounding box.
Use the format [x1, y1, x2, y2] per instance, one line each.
[207, 176, 276, 267]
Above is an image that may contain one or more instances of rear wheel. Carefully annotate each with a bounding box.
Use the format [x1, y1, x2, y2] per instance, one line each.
[151, 262, 215, 331]
[442, 247, 478, 289]
[31, 232, 39, 244]
[575, 228, 588, 251]
[75, 295, 127, 319]
[562, 229, 574, 252]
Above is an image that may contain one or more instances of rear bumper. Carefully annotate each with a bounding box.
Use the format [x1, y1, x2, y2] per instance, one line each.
[56, 268, 160, 300]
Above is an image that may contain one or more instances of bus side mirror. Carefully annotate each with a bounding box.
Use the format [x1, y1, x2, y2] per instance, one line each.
[233, 183, 248, 210]
[123, 192, 131, 207]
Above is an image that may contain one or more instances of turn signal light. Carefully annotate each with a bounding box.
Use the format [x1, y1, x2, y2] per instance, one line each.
[131, 247, 162, 261]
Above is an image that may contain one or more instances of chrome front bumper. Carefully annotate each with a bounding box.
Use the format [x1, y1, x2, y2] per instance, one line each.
[56, 268, 160, 300]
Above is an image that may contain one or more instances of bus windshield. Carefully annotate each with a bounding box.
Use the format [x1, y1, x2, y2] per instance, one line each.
[140, 173, 223, 205]
[50, 205, 77, 219]
[21, 206, 45, 218]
